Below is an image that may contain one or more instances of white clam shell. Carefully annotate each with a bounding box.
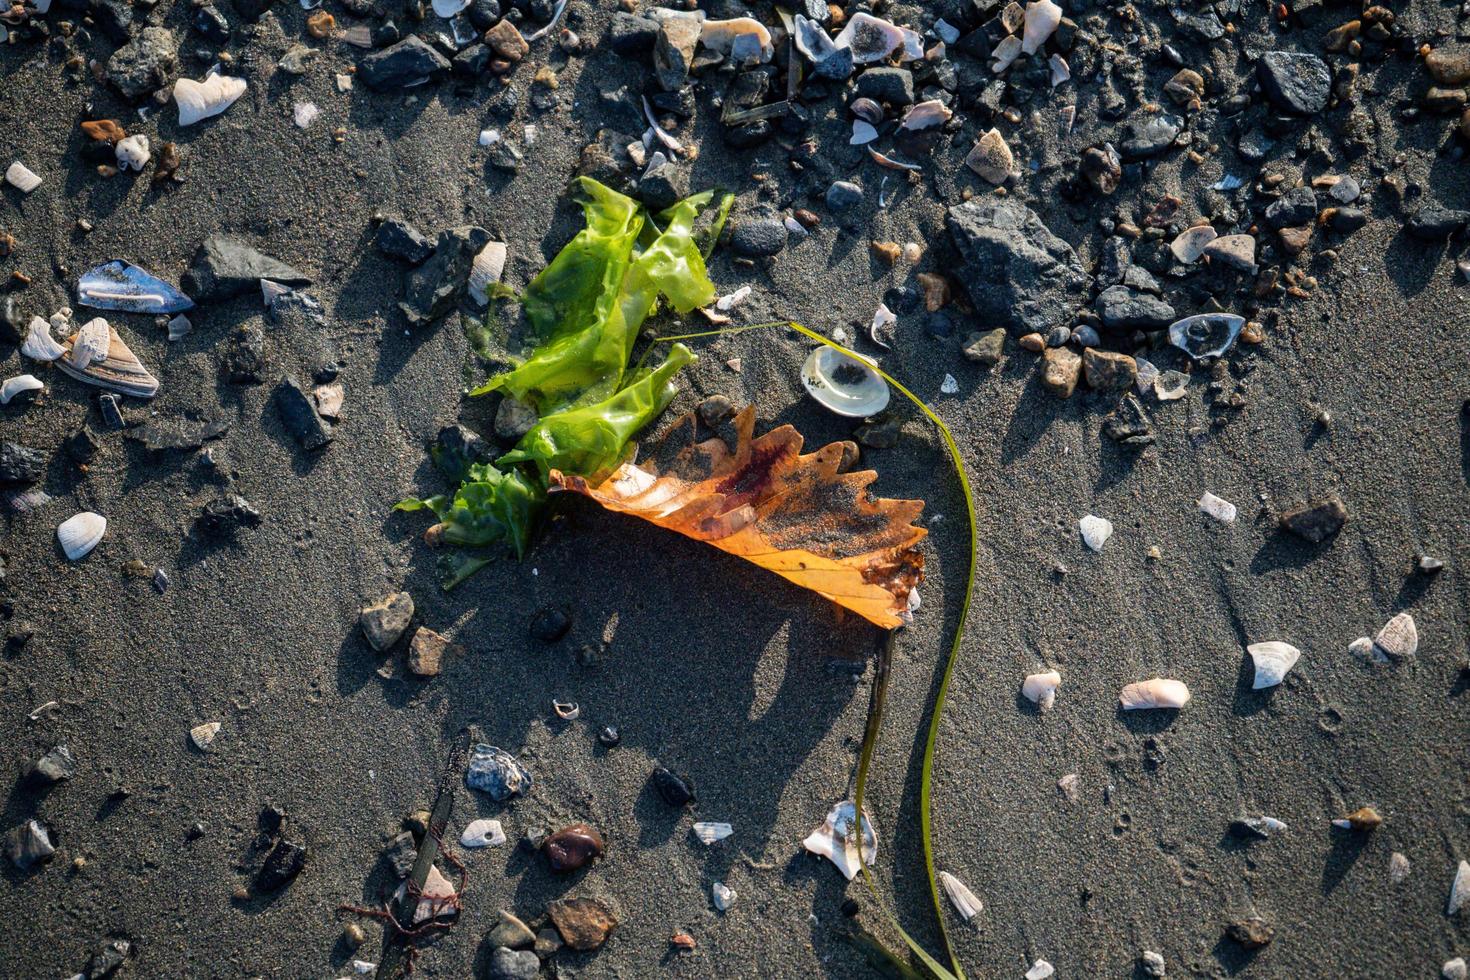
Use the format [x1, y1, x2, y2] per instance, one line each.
[1246, 641, 1300, 689]
[1446, 958, 1468, 980]
[1119, 677, 1191, 710]
[174, 73, 248, 127]
[1021, 0, 1062, 54]
[69, 317, 111, 370]
[1450, 860, 1470, 915]
[1170, 224, 1218, 264]
[1373, 612, 1417, 660]
[1026, 960, 1055, 980]
[711, 881, 736, 911]
[1021, 671, 1061, 710]
[833, 12, 908, 64]
[938, 870, 983, 923]
[692, 821, 734, 845]
[6, 161, 42, 193]
[802, 800, 876, 881]
[58, 511, 107, 561]
[1078, 514, 1112, 551]
[22, 316, 65, 362]
[114, 134, 150, 172]
[190, 721, 222, 750]
[1, 374, 44, 405]
[467, 241, 507, 306]
[459, 818, 506, 848]
[801, 346, 890, 418]
[1198, 491, 1237, 523]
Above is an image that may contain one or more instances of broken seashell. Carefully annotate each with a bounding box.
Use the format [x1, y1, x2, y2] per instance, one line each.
[167, 314, 192, 341]
[1021, 0, 1062, 55]
[68, 317, 110, 370]
[1347, 635, 1375, 661]
[833, 12, 910, 64]
[21, 317, 65, 362]
[1389, 851, 1411, 883]
[869, 302, 896, 348]
[78, 259, 194, 314]
[867, 147, 921, 172]
[552, 699, 579, 721]
[850, 120, 879, 145]
[801, 346, 889, 418]
[431, 0, 468, 16]
[715, 286, 750, 312]
[700, 17, 772, 61]
[460, 818, 506, 848]
[190, 721, 222, 750]
[1026, 960, 1055, 980]
[641, 95, 684, 154]
[1170, 224, 1217, 264]
[58, 511, 106, 561]
[1058, 104, 1076, 135]
[1022, 671, 1061, 710]
[6, 161, 42, 193]
[467, 241, 507, 306]
[711, 881, 736, 911]
[899, 99, 952, 131]
[1372, 612, 1417, 660]
[1119, 677, 1191, 710]
[965, 128, 1012, 184]
[173, 73, 248, 127]
[1230, 815, 1287, 839]
[1168, 313, 1244, 361]
[849, 97, 884, 124]
[1332, 806, 1382, 831]
[938, 870, 982, 923]
[793, 14, 838, 65]
[990, 34, 1022, 73]
[1048, 53, 1069, 87]
[1079, 514, 1112, 551]
[692, 821, 734, 845]
[1450, 860, 1470, 915]
[397, 864, 458, 924]
[939, 373, 959, 395]
[1246, 641, 1300, 689]
[802, 800, 876, 881]
[1, 374, 44, 405]
[1198, 491, 1236, 523]
[1154, 369, 1188, 400]
[293, 102, 319, 129]
[115, 134, 150, 172]
[57, 320, 160, 399]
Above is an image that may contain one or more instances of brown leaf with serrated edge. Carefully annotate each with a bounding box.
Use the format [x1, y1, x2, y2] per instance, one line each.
[549, 406, 925, 628]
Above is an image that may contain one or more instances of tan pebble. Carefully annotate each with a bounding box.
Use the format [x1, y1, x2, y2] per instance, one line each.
[871, 241, 900, 265]
[1019, 332, 1045, 353]
[1240, 321, 1263, 344]
[901, 242, 923, 262]
[917, 272, 951, 311]
[306, 10, 334, 36]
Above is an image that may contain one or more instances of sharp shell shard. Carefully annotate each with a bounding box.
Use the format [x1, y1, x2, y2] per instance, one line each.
[58, 511, 107, 561]
[711, 881, 736, 911]
[22, 316, 65, 362]
[1451, 860, 1470, 915]
[692, 821, 734, 845]
[1, 374, 44, 405]
[431, 0, 468, 16]
[990, 34, 1022, 73]
[174, 73, 248, 127]
[464, 744, 533, 801]
[1119, 677, 1191, 710]
[1171, 225, 1218, 264]
[78, 260, 195, 314]
[1198, 491, 1237, 523]
[802, 800, 876, 881]
[57, 320, 160, 399]
[793, 14, 838, 64]
[700, 17, 772, 62]
[6, 161, 42, 193]
[1246, 641, 1300, 689]
[1022, 671, 1061, 710]
[468, 241, 507, 306]
[833, 13, 912, 64]
[1169, 313, 1245, 361]
[966, 128, 1013, 184]
[850, 120, 879, 145]
[68, 318, 111, 370]
[899, 99, 952, 131]
[938, 870, 983, 923]
[869, 302, 896, 348]
[460, 818, 507, 848]
[1079, 514, 1113, 551]
[1373, 612, 1418, 660]
[1021, 0, 1062, 54]
[190, 721, 222, 750]
[801, 346, 890, 418]
[115, 134, 150, 172]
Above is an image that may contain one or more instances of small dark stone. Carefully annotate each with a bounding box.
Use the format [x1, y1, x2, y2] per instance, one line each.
[697, 394, 735, 426]
[1225, 916, 1274, 949]
[192, 5, 231, 44]
[467, 0, 501, 31]
[1279, 497, 1348, 543]
[608, 11, 659, 58]
[453, 43, 491, 76]
[1328, 207, 1368, 233]
[84, 939, 131, 979]
[1263, 186, 1318, 229]
[259, 804, 287, 836]
[1095, 285, 1175, 331]
[1406, 204, 1470, 240]
[360, 36, 451, 90]
[256, 838, 308, 891]
[947, 198, 1092, 335]
[65, 427, 101, 463]
[31, 745, 77, 784]
[0, 442, 46, 485]
[723, 120, 774, 149]
[529, 606, 571, 642]
[382, 830, 417, 878]
[812, 47, 855, 81]
[432, 424, 491, 482]
[197, 494, 263, 536]
[1119, 113, 1182, 160]
[729, 218, 787, 258]
[229, 0, 277, 21]
[4, 819, 54, 870]
[854, 67, 914, 106]
[488, 946, 540, 980]
[542, 823, 605, 873]
[0, 295, 20, 344]
[597, 725, 621, 748]
[638, 162, 688, 213]
[184, 234, 311, 302]
[1256, 51, 1331, 115]
[653, 11, 700, 90]
[826, 180, 863, 211]
[400, 226, 491, 328]
[96, 393, 124, 430]
[274, 377, 333, 450]
[651, 766, 695, 807]
[1080, 144, 1122, 195]
[1103, 394, 1155, 447]
[224, 323, 267, 384]
[855, 417, 902, 449]
[841, 898, 860, 917]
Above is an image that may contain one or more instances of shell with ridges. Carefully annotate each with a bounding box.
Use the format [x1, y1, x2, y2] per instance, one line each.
[58, 321, 159, 399]
[21, 316, 65, 362]
[1373, 612, 1417, 659]
[802, 800, 876, 881]
[1246, 641, 1300, 689]
[938, 870, 983, 922]
[1021, 671, 1061, 710]
[69, 318, 111, 370]
[58, 511, 106, 561]
[1450, 860, 1470, 915]
[1021, 0, 1062, 54]
[467, 241, 507, 306]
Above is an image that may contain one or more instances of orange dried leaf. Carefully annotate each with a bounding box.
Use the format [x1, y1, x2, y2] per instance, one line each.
[549, 406, 925, 628]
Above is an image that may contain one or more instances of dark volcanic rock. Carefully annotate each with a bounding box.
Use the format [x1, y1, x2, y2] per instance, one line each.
[1406, 204, 1470, 240]
[125, 418, 230, 451]
[855, 67, 915, 106]
[1256, 51, 1331, 114]
[651, 766, 696, 806]
[193, 5, 231, 44]
[729, 218, 787, 257]
[609, 11, 659, 57]
[1095, 285, 1175, 331]
[382, 831, 417, 878]
[184, 235, 311, 301]
[399, 225, 491, 328]
[0, 442, 46, 484]
[107, 27, 179, 100]
[198, 494, 263, 536]
[1119, 113, 1182, 159]
[224, 323, 267, 384]
[1264, 186, 1318, 229]
[946, 198, 1092, 335]
[229, 0, 277, 21]
[359, 36, 451, 90]
[31, 745, 77, 783]
[274, 377, 333, 450]
[256, 838, 307, 891]
[1279, 496, 1348, 543]
[376, 219, 436, 265]
[83, 938, 131, 978]
[638, 161, 688, 212]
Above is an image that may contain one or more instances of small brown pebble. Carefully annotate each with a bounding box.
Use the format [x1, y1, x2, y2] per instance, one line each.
[793, 208, 820, 229]
[306, 9, 334, 36]
[0, 232, 13, 257]
[97, 165, 118, 178]
[403, 809, 431, 838]
[153, 141, 181, 182]
[407, 626, 457, 677]
[1225, 916, 1274, 949]
[1019, 332, 1046, 353]
[547, 897, 618, 951]
[1240, 320, 1263, 344]
[80, 119, 126, 142]
[916, 272, 950, 311]
[671, 933, 697, 951]
[332, 128, 347, 144]
[543, 823, 605, 873]
[871, 240, 900, 265]
[232, 884, 250, 900]
[10, 270, 31, 286]
[1341, 806, 1383, 831]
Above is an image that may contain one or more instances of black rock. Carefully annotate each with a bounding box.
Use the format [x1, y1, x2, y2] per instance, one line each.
[106, 26, 179, 100]
[1119, 113, 1182, 160]
[359, 35, 451, 90]
[1095, 285, 1175, 331]
[729, 218, 787, 258]
[453, 43, 491, 76]
[1103, 395, 1155, 447]
[259, 804, 287, 836]
[432, 424, 492, 482]
[184, 234, 311, 302]
[65, 427, 101, 463]
[374, 218, 432, 264]
[0, 295, 20, 344]
[1264, 186, 1318, 229]
[723, 120, 773, 149]
[400, 226, 491, 328]
[946, 198, 1092, 335]
[0, 442, 46, 485]
[608, 11, 658, 58]
[84, 939, 131, 979]
[597, 725, 621, 748]
[1279, 497, 1347, 543]
[1406, 204, 1470, 240]
[529, 605, 572, 642]
[92, 0, 134, 41]
[257, 838, 308, 891]
[1329, 207, 1368, 233]
[488, 140, 524, 172]
[382, 830, 417, 878]
[468, 0, 501, 31]
[1256, 51, 1331, 115]
[812, 47, 854, 81]
[651, 766, 696, 806]
[224, 323, 267, 384]
[192, 5, 231, 44]
[274, 377, 333, 450]
[638, 162, 688, 212]
[198, 494, 263, 536]
[98, 393, 124, 430]
[826, 179, 863, 211]
[854, 67, 915, 106]
[31, 745, 77, 784]
[229, 0, 277, 21]
[648, 87, 695, 118]
[126, 418, 231, 452]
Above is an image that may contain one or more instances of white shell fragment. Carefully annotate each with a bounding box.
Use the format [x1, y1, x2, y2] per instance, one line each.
[990, 34, 1022, 73]
[115, 134, 150, 172]
[1, 374, 44, 405]
[173, 73, 248, 127]
[1198, 491, 1237, 523]
[431, 0, 469, 16]
[293, 102, 320, 129]
[1373, 612, 1418, 660]
[869, 302, 896, 348]
[1450, 860, 1470, 915]
[1079, 514, 1113, 551]
[692, 821, 734, 845]
[938, 870, 983, 923]
[700, 17, 772, 62]
[1022, 671, 1061, 710]
[1119, 678, 1191, 710]
[1026, 960, 1056, 980]
[801, 346, 890, 418]
[6, 161, 42, 193]
[966, 128, 1013, 184]
[58, 511, 106, 561]
[850, 120, 879, 146]
[1246, 641, 1301, 689]
[711, 881, 736, 912]
[460, 818, 506, 848]
[22, 316, 65, 362]
[939, 373, 959, 395]
[69, 318, 111, 370]
[467, 241, 507, 306]
[802, 800, 876, 881]
[1388, 851, 1411, 884]
[715, 286, 750, 312]
[1446, 958, 1468, 980]
[1170, 225, 1218, 264]
[1048, 53, 1069, 87]
[1021, 0, 1062, 54]
[167, 315, 192, 341]
[899, 99, 953, 131]
[833, 13, 913, 64]
[189, 720, 222, 750]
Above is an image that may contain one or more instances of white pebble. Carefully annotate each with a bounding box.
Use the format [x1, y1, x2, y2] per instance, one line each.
[6, 161, 41, 193]
[940, 373, 959, 395]
[460, 818, 506, 848]
[479, 128, 501, 147]
[1025, 959, 1055, 980]
[1446, 958, 1468, 980]
[1198, 491, 1237, 523]
[293, 102, 320, 129]
[1079, 514, 1113, 551]
[1388, 851, 1410, 884]
[712, 881, 736, 911]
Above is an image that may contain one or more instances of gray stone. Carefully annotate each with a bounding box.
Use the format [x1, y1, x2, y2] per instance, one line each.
[729, 218, 787, 257]
[493, 398, 538, 443]
[107, 27, 178, 100]
[184, 235, 311, 302]
[654, 13, 701, 91]
[399, 226, 491, 328]
[609, 11, 659, 57]
[488, 946, 540, 980]
[361, 592, 414, 652]
[1104, 394, 1155, 447]
[1256, 51, 1331, 114]
[1119, 113, 1182, 160]
[1095, 285, 1175, 331]
[0, 442, 46, 485]
[382, 831, 417, 878]
[638, 162, 689, 212]
[4, 819, 55, 870]
[32, 745, 77, 783]
[963, 328, 1006, 365]
[375, 219, 435, 265]
[84, 939, 131, 979]
[1264, 186, 1318, 229]
[946, 198, 1092, 335]
[359, 36, 451, 90]
[1279, 497, 1348, 543]
[854, 67, 915, 106]
[488, 910, 536, 949]
[274, 377, 333, 450]
[825, 180, 863, 211]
